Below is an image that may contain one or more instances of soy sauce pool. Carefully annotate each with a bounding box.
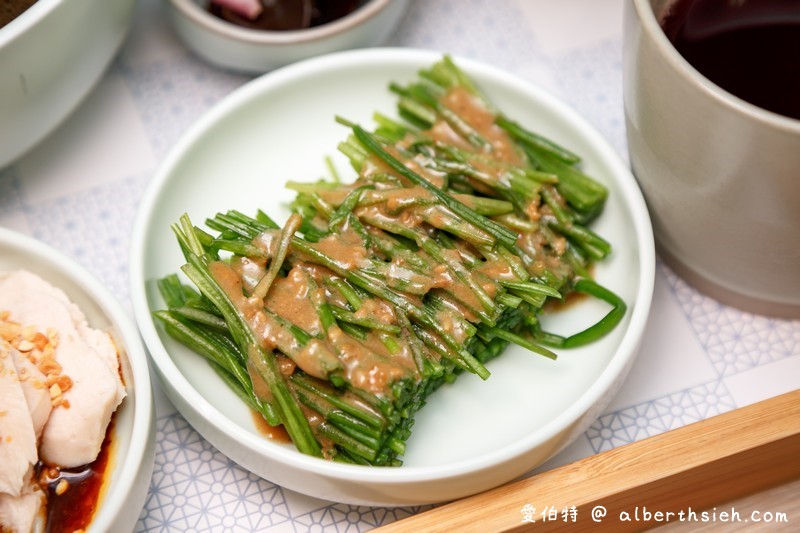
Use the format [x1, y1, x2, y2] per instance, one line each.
[37, 420, 115, 533]
[660, 0, 800, 120]
[0, 0, 37, 28]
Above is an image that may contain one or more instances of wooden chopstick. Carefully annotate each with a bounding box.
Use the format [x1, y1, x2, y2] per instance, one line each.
[376, 389, 800, 532]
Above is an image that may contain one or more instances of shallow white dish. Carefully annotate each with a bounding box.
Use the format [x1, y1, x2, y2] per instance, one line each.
[0, 0, 136, 169]
[0, 228, 155, 531]
[131, 48, 655, 506]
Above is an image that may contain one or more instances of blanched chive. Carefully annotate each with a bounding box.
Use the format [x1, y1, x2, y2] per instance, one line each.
[330, 305, 401, 334]
[250, 346, 322, 457]
[252, 213, 302, 300]
[328, 186, 371, 232]
[499, 280, 562, 299]
[482, 326, 558, 360]
[496, 114, 581, 165]
[538, 279, 627, 348]
[353, 125, 519, 250]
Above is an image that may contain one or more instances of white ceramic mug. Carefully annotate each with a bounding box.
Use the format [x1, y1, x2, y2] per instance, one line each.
[623, 0, 800, 318]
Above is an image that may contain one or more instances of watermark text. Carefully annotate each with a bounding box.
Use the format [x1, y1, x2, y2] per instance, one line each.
[519, 504, 789, 526]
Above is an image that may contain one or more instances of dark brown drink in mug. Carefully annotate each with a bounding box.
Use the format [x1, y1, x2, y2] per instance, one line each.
[660, 0, 800, 120]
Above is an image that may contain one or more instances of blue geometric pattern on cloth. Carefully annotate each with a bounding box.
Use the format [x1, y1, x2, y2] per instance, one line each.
[23, 174, 149, 301]
[549, 39, 627, 157]
[390, 0, 544, 69]
[136, 413, 434, 532]
[137, 414, 292, 532]
[120, 56, 251, 159]
[586, 379, 737, 453]
[290, 503, 433, 533]
[663, 265, 800, 377]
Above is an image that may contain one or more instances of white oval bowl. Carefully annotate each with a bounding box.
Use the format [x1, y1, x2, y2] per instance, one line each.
[0, 228, 155, 531]
[168, 0, 411, 73]
[130, 48, 655, 507]
[0, 0, 136, 169]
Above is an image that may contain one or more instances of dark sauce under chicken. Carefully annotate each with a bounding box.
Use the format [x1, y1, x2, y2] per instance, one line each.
[0, 0, 38, 29]
[36, 420, 114, 533]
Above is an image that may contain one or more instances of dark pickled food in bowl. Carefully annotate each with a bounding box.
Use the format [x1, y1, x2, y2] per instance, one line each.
[208, 0, 362, 31]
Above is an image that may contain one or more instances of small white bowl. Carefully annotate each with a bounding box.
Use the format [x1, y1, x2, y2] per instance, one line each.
[0, 0, 136, 169]
[167, 0, 411, 73]
[131, 48, 655, 506]
[0, 228, 156, 532]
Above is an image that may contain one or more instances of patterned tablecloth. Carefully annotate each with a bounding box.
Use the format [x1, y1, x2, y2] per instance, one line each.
[2, 0, 798, 531]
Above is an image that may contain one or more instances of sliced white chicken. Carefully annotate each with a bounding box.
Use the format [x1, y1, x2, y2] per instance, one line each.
[0, 271, 126, 468]
[0, 477, 46, 533]
[0, 342, 37, 497]
[8, 349, 51, 439]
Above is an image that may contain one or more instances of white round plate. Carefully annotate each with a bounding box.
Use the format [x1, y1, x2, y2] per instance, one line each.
[0, 228, 155, 531]
[131, 48, 655, 507]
